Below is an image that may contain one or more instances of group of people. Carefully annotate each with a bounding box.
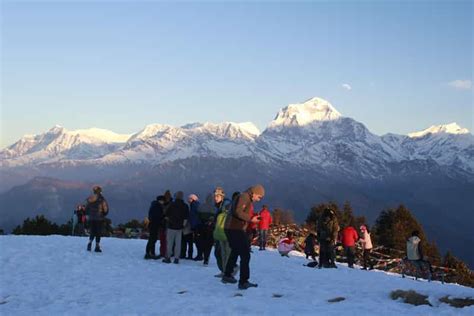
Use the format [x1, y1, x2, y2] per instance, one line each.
[77, 184, 434, 288]
[144, 184, 266, 290]
[312, 208, 375, 270]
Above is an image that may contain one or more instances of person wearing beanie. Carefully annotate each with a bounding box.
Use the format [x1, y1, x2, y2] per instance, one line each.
[213, 187, 232, 276]
[85, 185, 109, 253]
[184, 194, 200, 260]
[222, 185, 264, 290]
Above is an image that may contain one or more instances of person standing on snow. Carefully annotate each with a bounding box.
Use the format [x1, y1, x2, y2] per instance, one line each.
[212, 187, 232, 276]
[222, 185, 264, 290]
[188, 194, 203, 261]
[197, 193, 216, 265]
[159, 190, 173, 258]
[163, 191, 189, 264]
[85, 186, 109, 253]
[317, 208, 339, 268]
[145, 195, 165, 260]
[258, 205, 272, 251]
[359, 225, 374, 270]
[340, 222, 359, 268]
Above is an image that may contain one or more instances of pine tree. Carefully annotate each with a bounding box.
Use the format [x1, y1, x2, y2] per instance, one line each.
[280, 210, 295, 225]
[373, 205, 441, 264]
[443, 251, 474, 287]
[272, 209, 282, 226]
[12, 215, 59, 235]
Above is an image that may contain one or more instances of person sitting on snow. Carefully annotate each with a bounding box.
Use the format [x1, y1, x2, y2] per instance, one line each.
[278, 231, 295, 257]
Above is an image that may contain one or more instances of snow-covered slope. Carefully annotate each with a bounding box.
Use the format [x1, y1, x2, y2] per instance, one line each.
[1, 235, 472, 315]
[408, 123, 470, 138]
[102, 122, 260, 164]
[382, 124, 474, 174]
[0, 126, 131, 167]
[268, 97, 341, 130]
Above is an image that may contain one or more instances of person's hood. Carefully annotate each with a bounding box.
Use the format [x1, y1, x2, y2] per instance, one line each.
[87, 194, 99, 203]
[198, 193, 215, 214]
[408, 236, 421, 244]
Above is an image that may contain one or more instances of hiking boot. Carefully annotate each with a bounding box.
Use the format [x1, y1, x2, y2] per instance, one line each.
[238, 281, 258, 290]
[162, 258, 171, 264]
[174, 258, 179, 264]
[94, 245, 102, 253]
[221, 276, 238, 284]
[87, 243, 92, 251]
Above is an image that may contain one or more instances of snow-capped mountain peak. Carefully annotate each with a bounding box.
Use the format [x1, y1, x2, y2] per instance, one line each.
[408, 123, 470, 138]
[268, 97, 342, 129]
[68, 128, 131, 143]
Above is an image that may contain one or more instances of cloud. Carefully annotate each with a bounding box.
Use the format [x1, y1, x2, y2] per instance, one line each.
[341, 83, 352, 91]
[448, 80, 472, 90]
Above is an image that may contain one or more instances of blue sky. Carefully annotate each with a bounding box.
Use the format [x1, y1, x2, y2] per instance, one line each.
[1, 0, 472, 148]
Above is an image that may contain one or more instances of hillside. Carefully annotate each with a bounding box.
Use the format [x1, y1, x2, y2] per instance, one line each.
[1, 235, 473, 315]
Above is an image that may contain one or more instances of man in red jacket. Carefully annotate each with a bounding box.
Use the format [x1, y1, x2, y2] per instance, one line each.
[340, 222, 359, 268]
[258, 205, 272, 250]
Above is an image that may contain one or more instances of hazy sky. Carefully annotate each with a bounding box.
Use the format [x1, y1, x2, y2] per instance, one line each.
[1, 0, 472, 148]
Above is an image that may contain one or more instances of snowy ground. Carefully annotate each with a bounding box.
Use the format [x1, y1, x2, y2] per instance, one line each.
[1, 235, 473, 315]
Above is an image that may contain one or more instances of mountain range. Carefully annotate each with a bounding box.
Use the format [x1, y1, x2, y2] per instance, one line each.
[1, 97, 473, 266]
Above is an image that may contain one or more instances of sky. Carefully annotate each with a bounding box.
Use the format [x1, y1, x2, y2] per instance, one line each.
[0, 0, 472, 148]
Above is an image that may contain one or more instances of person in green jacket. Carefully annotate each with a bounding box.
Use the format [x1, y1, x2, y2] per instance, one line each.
[213, 187, 232, 277]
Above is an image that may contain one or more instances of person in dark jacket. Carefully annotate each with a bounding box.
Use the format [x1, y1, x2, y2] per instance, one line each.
[304, 232, 317, 261]
[85, 186, 109, 253]
[188, 194, 203, 261]
[317, 208, 339, 268]
[222, 185, 264, 290]
[197, 193, 216, 265]
[159, 190, 173, 258]
[340, 223, 359, 268]
[145, 195, 165, 260]
[163, 191, 189, 264]
[74, 204, 86, 236]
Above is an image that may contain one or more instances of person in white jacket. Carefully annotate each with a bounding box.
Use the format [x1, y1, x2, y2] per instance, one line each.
[405, 230, 433, 280]
[359, 225, 374, 270]
[278, 231, 295, 257]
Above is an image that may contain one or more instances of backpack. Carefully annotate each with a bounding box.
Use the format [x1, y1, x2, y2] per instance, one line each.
[213, 211, 228, 241]
[305, 261, 319, 268]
